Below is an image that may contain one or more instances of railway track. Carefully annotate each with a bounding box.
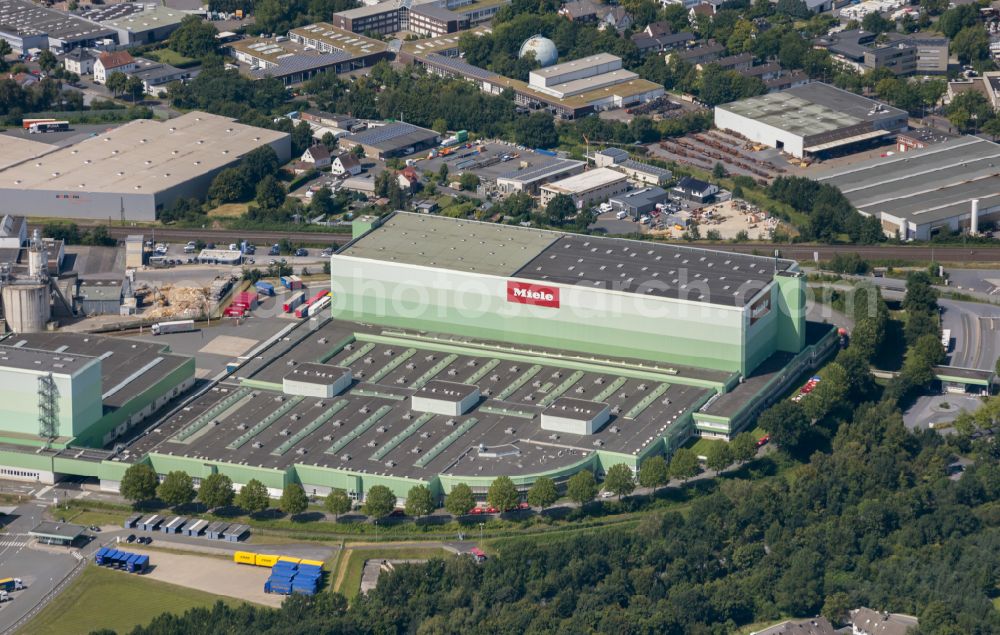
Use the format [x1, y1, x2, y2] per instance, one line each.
[35, 224, 1000, 262]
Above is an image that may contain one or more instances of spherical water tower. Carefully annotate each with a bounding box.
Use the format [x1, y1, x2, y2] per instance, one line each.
[518, 36, 558, 68]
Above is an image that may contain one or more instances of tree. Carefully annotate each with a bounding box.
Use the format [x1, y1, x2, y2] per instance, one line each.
[125, 75, 145, 102]
[105, 71, 127, 97]
[197, 473, 234, 510]
[405, 485, 435, 518]
[157, 471, 196, 508]
[638, 455, 669, 490]
[325, 488, 352, 520]
[669, 448, 700, 482]
[802, 363, 849, 422]
[514, 111, 558, 148]
[983, 117, 1000, 142]
[730, 432, 758, 464]
[292, 120, 313, 156]
[603, 463, 635, 500]
[38, 49, 58, 73]
[712, 162, 727, 179]
[938, 3, 980, 38]
[362, 485, 396, 519]
[255, 175, 286, 210]
[311, 186, 336, 216]
[120, 463, 158, 505]
[241, 146, 280, 183]
[774, 0, 811, 18]
[207, 168, 249, 203]
[544, 193, 577, 226]
[0, 40, 11, 72]
[904, 270, 938, 315]
[527, 476, 558, 509]
[459, 172, 480, 191]
[170, 15, 219, 58]
[438, 163, 449, 183]
[952, 26, 990, 65]
[705, 443, 733, 473]
[758, 400, 810, 451]
[566, 469, 598, 505]
[279, 483, 309, 516]
[860, 11, 893, 35]
[487, 475, 519, 512]
[235, 479, 270, 514]
[445, 483, 475, 516]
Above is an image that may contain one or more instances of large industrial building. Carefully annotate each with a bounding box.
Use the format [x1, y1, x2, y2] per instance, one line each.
[0, 0, 115, 52]
[539, 167, 630, 208]
[0, 112, 290, 221]
[714, 82, 907, 158]
[0, 214, 840, 504]
[815, 135, 1000, 240]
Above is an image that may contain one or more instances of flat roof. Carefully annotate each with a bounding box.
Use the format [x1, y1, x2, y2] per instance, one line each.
[514, 233, 793, 307]
[0, 344, 96, 375]
[410, 4, 462, 20]
[289, 23, 389, 57]
[340, 122, 439, 152]
[609, 186, 669, 207]
[541, 167, 627, 195]
[530, 53, 620, 80]
[334, 2, 400, 19]
[495, 158, 584, 184]
[123, 318, 721, 480]
[285, 362, 350, 383]
[9, 332, 191, 410]
[30, 521, 85, 539]
[341, 212, 795, 306]
[401, 26, 491, 56]
[544, 397, 608, 419]
[719, 82, 905, 138]
[0, 135, 57, 170]
[417, 379, 478, 401]
[89, 5, 186, 31]
[0, 0, 114, 41]
[0, 112, 288, 196]
[815, 136, 1000, 226]
[538, 69, 641, 99]
[339, 212, 558, 274]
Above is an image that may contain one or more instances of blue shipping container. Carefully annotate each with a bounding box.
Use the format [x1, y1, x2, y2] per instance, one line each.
[255, 281, 275, 296]
[132, 555, 149, 572]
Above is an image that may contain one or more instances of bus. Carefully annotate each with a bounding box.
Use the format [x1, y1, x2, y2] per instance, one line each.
[28, 121, 69, 134]
[22, 118, 56, 130]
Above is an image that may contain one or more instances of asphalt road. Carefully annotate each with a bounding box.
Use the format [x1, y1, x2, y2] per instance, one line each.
[940, 299, 1000, 371]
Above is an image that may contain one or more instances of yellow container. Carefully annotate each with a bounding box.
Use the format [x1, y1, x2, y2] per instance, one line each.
[233, 551, 256, 565]
[277, 556, 301, 565]
[298, 559, 324, 567]
[255, 554, 279, 567]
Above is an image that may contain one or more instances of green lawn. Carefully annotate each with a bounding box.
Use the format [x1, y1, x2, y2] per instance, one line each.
[145, 48, 198, 67]
[17, 565, 241, 635]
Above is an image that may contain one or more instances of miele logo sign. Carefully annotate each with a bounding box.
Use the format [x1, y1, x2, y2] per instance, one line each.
[507, 281, 560, 308]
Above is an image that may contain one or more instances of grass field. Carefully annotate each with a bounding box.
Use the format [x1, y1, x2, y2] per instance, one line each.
[207, 203, 250, 218]
[17, 565, 242, 635]
[334, 546, 451, 602]
[145, 48, 198, 67]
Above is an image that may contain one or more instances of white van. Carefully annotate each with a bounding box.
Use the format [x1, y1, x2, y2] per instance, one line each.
[616, 210, 628, 220]
[599, 203, 613, 213]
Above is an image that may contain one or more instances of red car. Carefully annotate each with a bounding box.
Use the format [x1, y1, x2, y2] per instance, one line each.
[485, 506, 499, 514]
[517, 502, 531, 510]
[470, 507, 484, 515]
[756, 435, 770, 448]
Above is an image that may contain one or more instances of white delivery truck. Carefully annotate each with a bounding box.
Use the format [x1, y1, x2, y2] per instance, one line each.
[151, 320, 196, 336]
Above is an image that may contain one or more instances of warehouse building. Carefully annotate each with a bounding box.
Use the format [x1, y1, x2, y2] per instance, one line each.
[714, 82, 907, 158]
[609, 186, 669, 219]
[594, 147, 672, 186]
[231, 28, 390, 84]
[540, 167, 630, 208]
[338, 122, 440, 159]
[0, 112, 291, 221]
[81, 4, 185, 45]
[815, 136, 1000, 240]
[0, 0, 115, 52]
[495, 158, 585, 195]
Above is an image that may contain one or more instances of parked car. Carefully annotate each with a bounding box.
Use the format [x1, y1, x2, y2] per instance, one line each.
[756, 434, 770, 448]
[126, 534, 136, 543]
[89, 525, 101, 532]
[269, 244, 280, 256]
[294, 248, 308, 257]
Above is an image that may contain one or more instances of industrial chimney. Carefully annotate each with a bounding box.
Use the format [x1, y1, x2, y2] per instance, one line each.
[971, 199, 980, 235]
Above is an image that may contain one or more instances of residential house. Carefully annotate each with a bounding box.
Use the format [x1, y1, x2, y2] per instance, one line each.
[127, 58, 197, 95]
[63, 48, 96, 75]
[632, 30, 696, 54]
[559, 0, 600, 21]
[397, 166, 420, 190]
[850, 608, 919, 635]
[672, 176, 718, 203]
[9, 72, 37, 88]
[689, 2, 717, 22]
[669, 41, 724, 65]
[700, 52, 753, 71]
[598, 6, 632, 32]
[752, 617, 837, 635]
[94, 50, 136, 84]
[302, 144, 332, 168]
[331, 152, 362, 176]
